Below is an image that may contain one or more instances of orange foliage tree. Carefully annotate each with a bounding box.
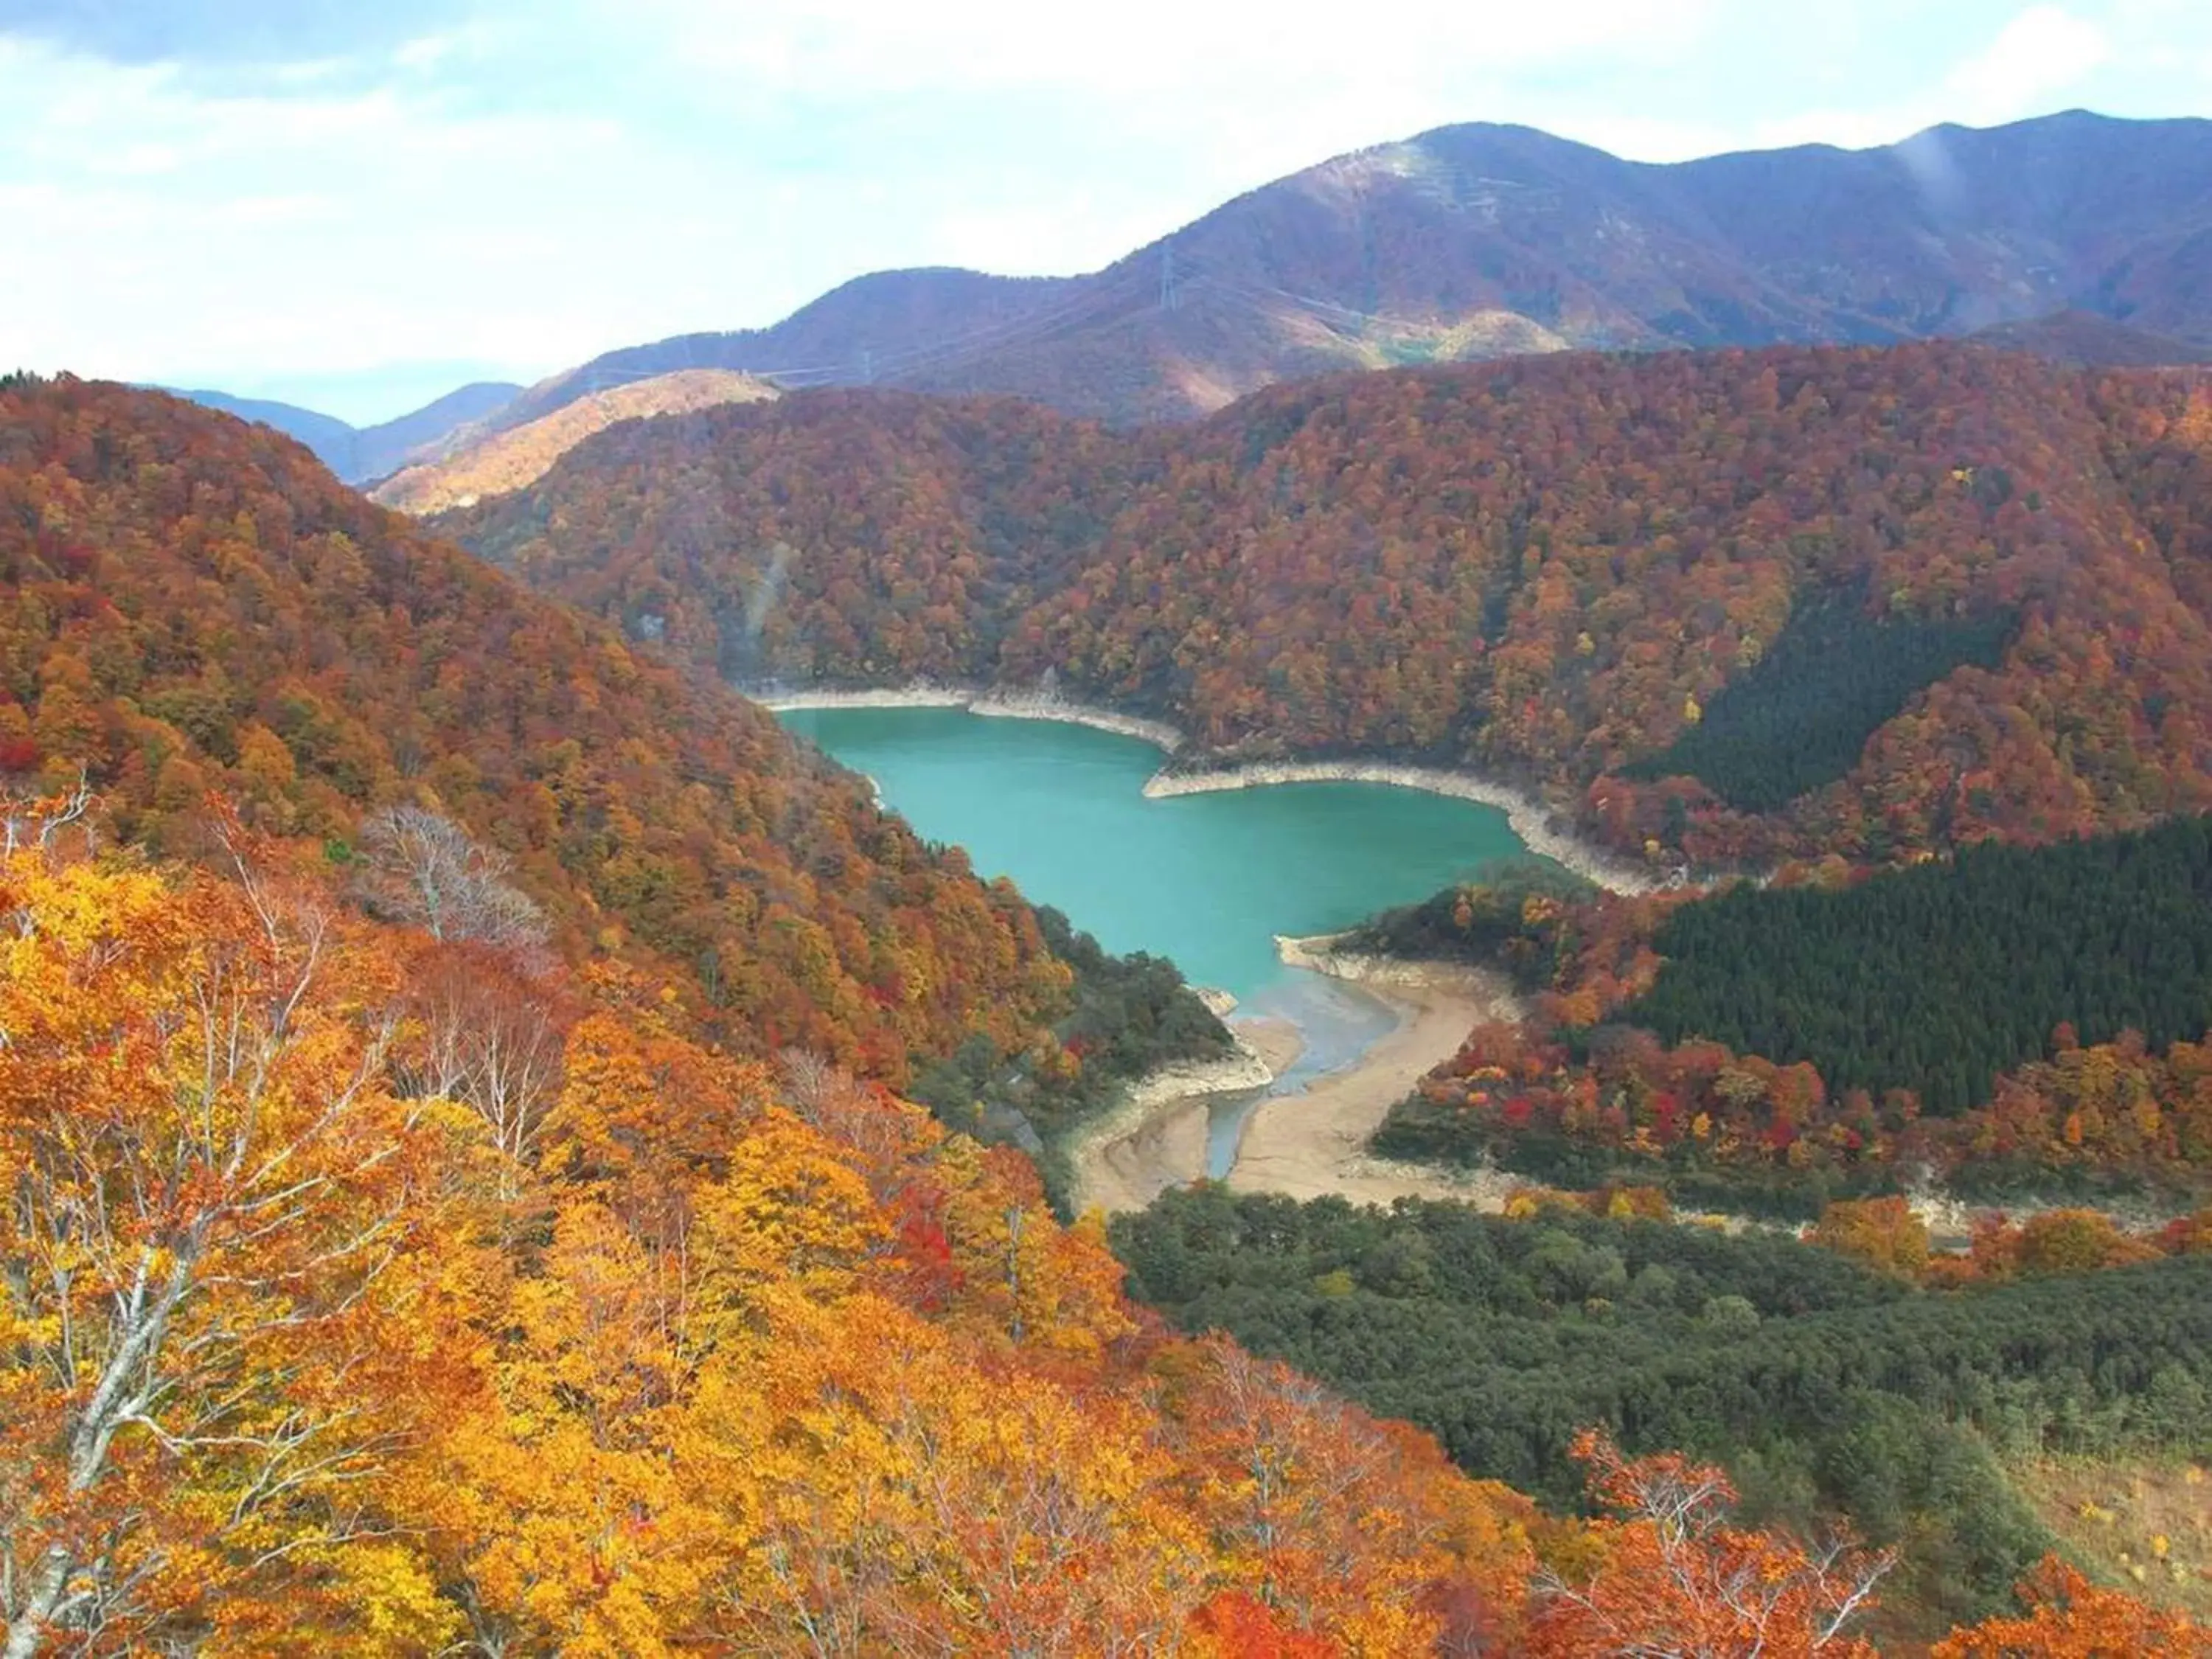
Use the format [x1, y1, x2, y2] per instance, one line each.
[1930, 1556, 2211, 1658]
[0, 851, 487, 1655]
[1812, 1197, 1933, 1279]
[0, 804, 2200, 1654]
[1528, 1429, 1891, 1658]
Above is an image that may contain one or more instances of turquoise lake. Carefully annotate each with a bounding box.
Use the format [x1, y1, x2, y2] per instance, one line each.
[776, 706, 1537, 1001]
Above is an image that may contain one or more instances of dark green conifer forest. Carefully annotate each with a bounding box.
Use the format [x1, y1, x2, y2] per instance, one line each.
[1624, 598, 2017, 812]
[1115, 1186, 2212, 1624]
[1623, 814, 2212, 1115]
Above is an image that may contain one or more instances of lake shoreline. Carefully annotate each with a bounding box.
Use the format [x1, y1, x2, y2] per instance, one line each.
[1069, 941, 1526, 1217]
[1148, 764, 1655, 896]
[760, 681, 1649, 896]
[1220, 937, 1526, 1207]
[1066, 1026, 1290, 1216]
[752, 681, 1186, 752]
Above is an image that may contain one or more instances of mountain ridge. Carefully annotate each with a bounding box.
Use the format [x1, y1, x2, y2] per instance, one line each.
[462, 109, 2212, 431]
[371, 367, 782, 514]
[0, 374, 1087, 1085]
[172, 378, 524, 482]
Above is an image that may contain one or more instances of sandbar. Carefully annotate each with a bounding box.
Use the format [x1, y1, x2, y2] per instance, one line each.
[1071, 941, 1523, 1215]
[1222, 939, 1523, 1206]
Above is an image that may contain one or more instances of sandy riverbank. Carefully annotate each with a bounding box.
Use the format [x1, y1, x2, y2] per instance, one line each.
[1071, 940, 1523, 1215]
[1145, 763, 1656, 896]
[1065, 1028, 1290, 1215]
[751, 681, 1185, 751]
[1221, 939, 1526, 1206]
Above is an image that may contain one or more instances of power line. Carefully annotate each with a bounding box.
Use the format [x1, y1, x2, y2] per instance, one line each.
[730, 279, 1141, 388]
[1175, 253, 1444, 338]
[700, 271, 1158, 395]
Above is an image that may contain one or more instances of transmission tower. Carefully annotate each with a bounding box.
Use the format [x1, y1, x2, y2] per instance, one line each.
[1159, 242, 1179, 313]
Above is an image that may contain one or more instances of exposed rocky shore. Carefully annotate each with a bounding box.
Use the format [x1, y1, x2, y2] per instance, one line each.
[1154, 763, 1657, 895]
[751, 681, 1185, 751]
[755, 684, 1652, 895]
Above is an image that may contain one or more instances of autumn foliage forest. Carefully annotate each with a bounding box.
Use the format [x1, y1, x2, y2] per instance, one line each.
[444, 342, 2212, 869]
[425, 343, 2212, 1206]
[2, 368, 2207, 1653]
[0, 376, 1080, 1084]
[0, 374, 1244, 1192]
[1360, 831, 2212, 1211]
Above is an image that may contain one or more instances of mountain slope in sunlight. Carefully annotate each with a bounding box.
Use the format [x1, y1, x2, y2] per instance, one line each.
[373, 368, 779, 514]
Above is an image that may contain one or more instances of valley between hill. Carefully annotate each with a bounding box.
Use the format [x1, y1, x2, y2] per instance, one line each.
[438, 339, 2212, 1223]
[24, 59, 2212, 1652]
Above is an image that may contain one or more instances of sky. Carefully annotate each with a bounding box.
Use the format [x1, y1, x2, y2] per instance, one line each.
[4, 0, 2210, 424]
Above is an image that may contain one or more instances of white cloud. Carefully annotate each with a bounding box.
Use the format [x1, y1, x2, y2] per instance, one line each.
[636, 0, 1708, 95]
[2, 0, 1742, 416]
[0, 39, 675, 403]
[395, 34, 459, 69]
[1946, 5, 2111, 122]
[1680, 7, 2129, 170]
[4, 0, 2210, 421]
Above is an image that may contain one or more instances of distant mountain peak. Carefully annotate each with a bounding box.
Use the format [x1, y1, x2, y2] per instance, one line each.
[473, 110, 2212, 431]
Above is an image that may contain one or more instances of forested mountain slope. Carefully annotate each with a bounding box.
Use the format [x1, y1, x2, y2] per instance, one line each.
[371, 368, 779, 515]
[1359, 845, 2212, 1206]
[492, 110, 2212, 427]
[0, 374, 1085, 1085]
[20, 839, 2186, 1655]
[1116, 1187, 2212, 1634]
[444, 341, 2212, 869]
[4, 378, 2200, 1653]
[166, 388, 358, 476]
[0, 374, 1562, 1652]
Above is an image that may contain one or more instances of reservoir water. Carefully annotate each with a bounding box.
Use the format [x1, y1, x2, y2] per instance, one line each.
[777, 706, 1536, 999]
[779, 706, 1542, 1178]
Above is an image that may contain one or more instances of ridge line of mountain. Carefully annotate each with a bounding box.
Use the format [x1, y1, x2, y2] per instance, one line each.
[454, 108, 2212, 434]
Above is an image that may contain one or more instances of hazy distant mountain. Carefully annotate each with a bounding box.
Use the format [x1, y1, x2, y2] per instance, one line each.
[170, 380, 524, 481]
[485, 270, 1068, 434]
[490, 109, 2212, 427]
[351, 381, 526, 479]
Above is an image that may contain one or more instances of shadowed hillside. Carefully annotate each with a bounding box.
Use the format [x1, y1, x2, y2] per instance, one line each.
[0, 374, 1087, 1085]
[1967, 309, 2212, 368]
